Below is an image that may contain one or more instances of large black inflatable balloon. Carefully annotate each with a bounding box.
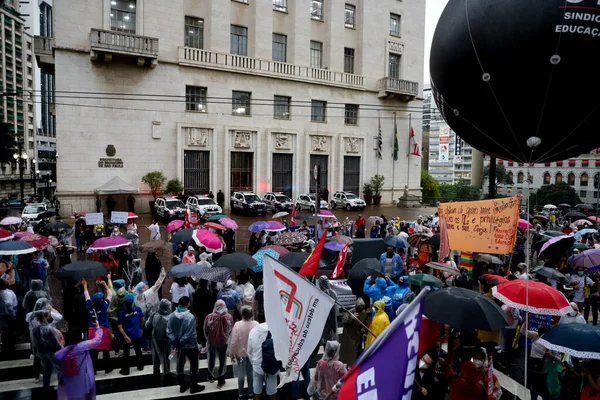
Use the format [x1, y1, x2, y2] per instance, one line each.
[430, 0, 600, 163]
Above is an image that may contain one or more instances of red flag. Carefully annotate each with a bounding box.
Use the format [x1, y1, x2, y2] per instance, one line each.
[184, 208, 191, 229]
[299, 231, 327, 277]
[290, 204, 297, 227]
[331, 243, 349, 279]
[409, 127, 421, 156]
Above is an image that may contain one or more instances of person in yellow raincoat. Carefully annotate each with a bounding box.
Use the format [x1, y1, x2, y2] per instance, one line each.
[365, 300, 390, 348]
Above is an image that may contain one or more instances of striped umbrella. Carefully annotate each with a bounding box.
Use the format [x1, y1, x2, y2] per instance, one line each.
[426, 261, 460, 276]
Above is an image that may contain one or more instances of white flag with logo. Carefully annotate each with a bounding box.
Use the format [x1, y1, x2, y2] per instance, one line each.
[263, 256, 335, 385]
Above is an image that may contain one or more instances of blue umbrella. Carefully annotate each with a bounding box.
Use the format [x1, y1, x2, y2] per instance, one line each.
[0, 240, 36, 255]
[575, 228, 598, 239]
[537, 323, 600, 359]
[384, 235, 408, 249]
[251, 248, 280, 272]
[248, 221, 270, 233]
[324, 241, 352, 252]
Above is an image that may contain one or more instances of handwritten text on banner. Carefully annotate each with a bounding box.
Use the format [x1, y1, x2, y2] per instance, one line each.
[438, 197, 520, 254]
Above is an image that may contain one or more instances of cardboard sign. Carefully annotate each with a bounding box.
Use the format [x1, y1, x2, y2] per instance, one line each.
[438, 197, 520, 255]
[110, 211, 129, 224]
[289, 225, 316, 237]
[85, 213, 104, 226]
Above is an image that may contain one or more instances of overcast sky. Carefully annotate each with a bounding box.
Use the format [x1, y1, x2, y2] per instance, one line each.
[424, 0, 449, 84]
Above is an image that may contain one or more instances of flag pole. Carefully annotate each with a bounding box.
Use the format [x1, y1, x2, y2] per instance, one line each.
[377, 110, 380, 175]
[407, 113, 412, 192]
[335, 300, 376, 337]
[392, 112, 397, 202]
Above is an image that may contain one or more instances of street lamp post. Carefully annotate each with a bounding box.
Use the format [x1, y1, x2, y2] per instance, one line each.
[31, 159, 39, 197]
[12, 140, 28, 206]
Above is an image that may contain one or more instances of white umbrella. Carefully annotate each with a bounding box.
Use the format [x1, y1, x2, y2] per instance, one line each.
[544, 204, 557, 209]
[272, 211, 289, 219]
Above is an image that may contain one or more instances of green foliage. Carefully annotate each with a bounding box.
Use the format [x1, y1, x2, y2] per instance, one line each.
[0, 122, 17, 164]
[370, 174, 385, 196]
[165, 178, 184, 195]
[483, 163, 514, 185]
[421, 170, 440, 199]
[363, 182, 374, 197]
[141, 171, 167, 200]
[454, 180, 481, 201]
[531, 182, 581, 210]
[438, 184, 456, 200]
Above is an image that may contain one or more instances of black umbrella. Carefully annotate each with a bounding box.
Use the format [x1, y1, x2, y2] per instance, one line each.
[56, 261, 109, 280]
[538, 236, 576, 260]
[576, 204, 595, 210]
[169, 228, 195, 243]
[563, 211, 587, 220]
[45, 221, 71, 230]
[532, 266, 569, 285]
[558, 203, 571, 208]
[213, 253, 257, 272]
[196, 267, 232, 283]
[347, 258, 383, 289]
[122, 233, 139, 241]
[520, 212, 534, 222]
[168, 263, 207, 278]
[428, 233, 441, 248]
[280, 252, 310, 268]
[424, 287, 508, 331]
[38, 210, 56, 220]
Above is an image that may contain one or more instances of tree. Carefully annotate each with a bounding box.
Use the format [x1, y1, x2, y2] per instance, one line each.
[0, 122, 17, 165]
[141, 171, 167, 200]
[454, 180, 481, 201]
[483, 163, 514, 185]
[421, 170, 439, 200]
[439, 184, 456, 201]
[530, 182, 581, 209]
[370, 174, 385, 196]
[165, 178, 184, 195]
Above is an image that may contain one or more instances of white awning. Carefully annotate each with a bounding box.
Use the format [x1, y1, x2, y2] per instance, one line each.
[94, 176, 140, 194]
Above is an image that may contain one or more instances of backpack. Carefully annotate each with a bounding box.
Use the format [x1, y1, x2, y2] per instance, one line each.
[261, 331, 282, 375]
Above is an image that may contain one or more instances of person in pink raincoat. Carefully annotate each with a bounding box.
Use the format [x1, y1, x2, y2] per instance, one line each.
[54, 322, 104, 400]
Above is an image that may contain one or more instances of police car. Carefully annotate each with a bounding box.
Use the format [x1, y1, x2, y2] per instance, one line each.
[185, 195, 222, 218]
[230, 191, 267, 215]
[330, 191, 366, 211]
[295, 193, 328, 212]
[262, 192, 293, 213]
[154, 197, 186, 220]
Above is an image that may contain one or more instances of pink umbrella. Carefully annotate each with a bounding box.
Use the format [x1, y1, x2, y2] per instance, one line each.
[574, 219, 593, 227]
[0, 217, 22, 226]
[0, 228, 14, 242]
[18, 234, 50, 251]
[588, 216, 599, 223]
[166, 219, 185, 233]
[517, 218, 532, 229]
[262, 245, 291, 256]
[219, 218, 239, 230]
[13, 231, 30, 238]
[89, 236, 131, 251]
[318, 210, 335, 218]
[266, 220, 285, 232]
[192, 229, 223, 253]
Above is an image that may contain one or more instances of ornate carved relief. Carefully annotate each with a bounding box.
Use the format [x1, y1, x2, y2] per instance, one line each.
[346, 138, 360, 153]
[312, 136, 328, 152]
[274, 134, 291, 150]
[388, 40, 403, 55]
[234, 131, 252, 148]
[185, 127, 209, 147]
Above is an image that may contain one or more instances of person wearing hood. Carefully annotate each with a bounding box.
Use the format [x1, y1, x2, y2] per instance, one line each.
[54, 319, 104, 400]
[182, 246, 196, 264]
[31, 251, 50, 292]
[27, 299, 63, 384]
[145, 298, 174, 384]
[31, 313, 64, 389]
[108, 287, 127, 357]
[396, 291, 416, 316]
[558, 302, 587, 325]
[363, 276, 397, 321]
[204, 299, 233, 388]
[217, 279, 241, 318]
[247, 322, 278, 400]
[307, 341, 347, 400]
[339, 297, 370, 366]
[83, 277, 113, 375]
[473, 347, 502, 400]
[193, 279, 217, 354]
[167, 296, 205, 394]
[117, 293, 145, 375]
[23, 279, 51, 312]
[365, 300, 389, 349]
[391, 276, 412, 315]
[317, 275, 339, 342]
[130, 258, 144, 288]
[443, 339, 487, 400]
[454, 268, 471, 289]
[379, 246, 404, 282]
[134, 268, 166, 317]
[229, 306, 259, 399]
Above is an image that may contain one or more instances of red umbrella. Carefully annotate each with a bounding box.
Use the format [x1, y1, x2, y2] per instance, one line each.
[18, 234, 50, 251]
[0, 228, 13, 242]
[492, 279, 571, 316]
[204, 222, 226, 231]
[127, 212, 138, 219]
[262, 245, 291, 256]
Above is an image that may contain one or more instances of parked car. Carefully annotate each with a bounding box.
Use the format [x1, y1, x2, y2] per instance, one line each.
[185, 195, 223, 218]
[330, 191, 366, 211]
[230, 191, 266, 216]
[21, 203, 49, 226]
[262, 192, 293, 213]
[8, 195, 23, 208]
[295, 193, 328, 212]
[154, 197, 186, 220]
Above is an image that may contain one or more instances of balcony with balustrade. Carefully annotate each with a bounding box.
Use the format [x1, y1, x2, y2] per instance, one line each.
[178, 47, 364, 90]
[377, 77, 419, 100]
[90, 29, 159, 68]
[34, 36, 55, 74]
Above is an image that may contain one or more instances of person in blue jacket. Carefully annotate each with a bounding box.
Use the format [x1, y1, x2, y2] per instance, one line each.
[379, 246, 404, 282]
[363, 276, 398, 321]
[391, 276, 413, 316]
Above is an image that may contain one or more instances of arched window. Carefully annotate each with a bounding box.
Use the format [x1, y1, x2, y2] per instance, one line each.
[581, 173, 589, 187]
[555, 173, 563, 184]
[508, 172, 513, 183]
[543, 172, 551, 185]
[517, 172, 524, 183]
[568, 173, 575, 186]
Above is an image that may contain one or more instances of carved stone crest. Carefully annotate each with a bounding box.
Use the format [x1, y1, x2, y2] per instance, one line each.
[312, 136, 328, 152]
[274, 134, 291, 150]
[185, 127, 209, 147]
[388, 40, 403, 55]
[346, 138, 359, 153]
[234, 131, 252, 148]
[105, 144, 116, 157]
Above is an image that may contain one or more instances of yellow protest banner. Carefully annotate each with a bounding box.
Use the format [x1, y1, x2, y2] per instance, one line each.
[438, 197, 520, 255]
